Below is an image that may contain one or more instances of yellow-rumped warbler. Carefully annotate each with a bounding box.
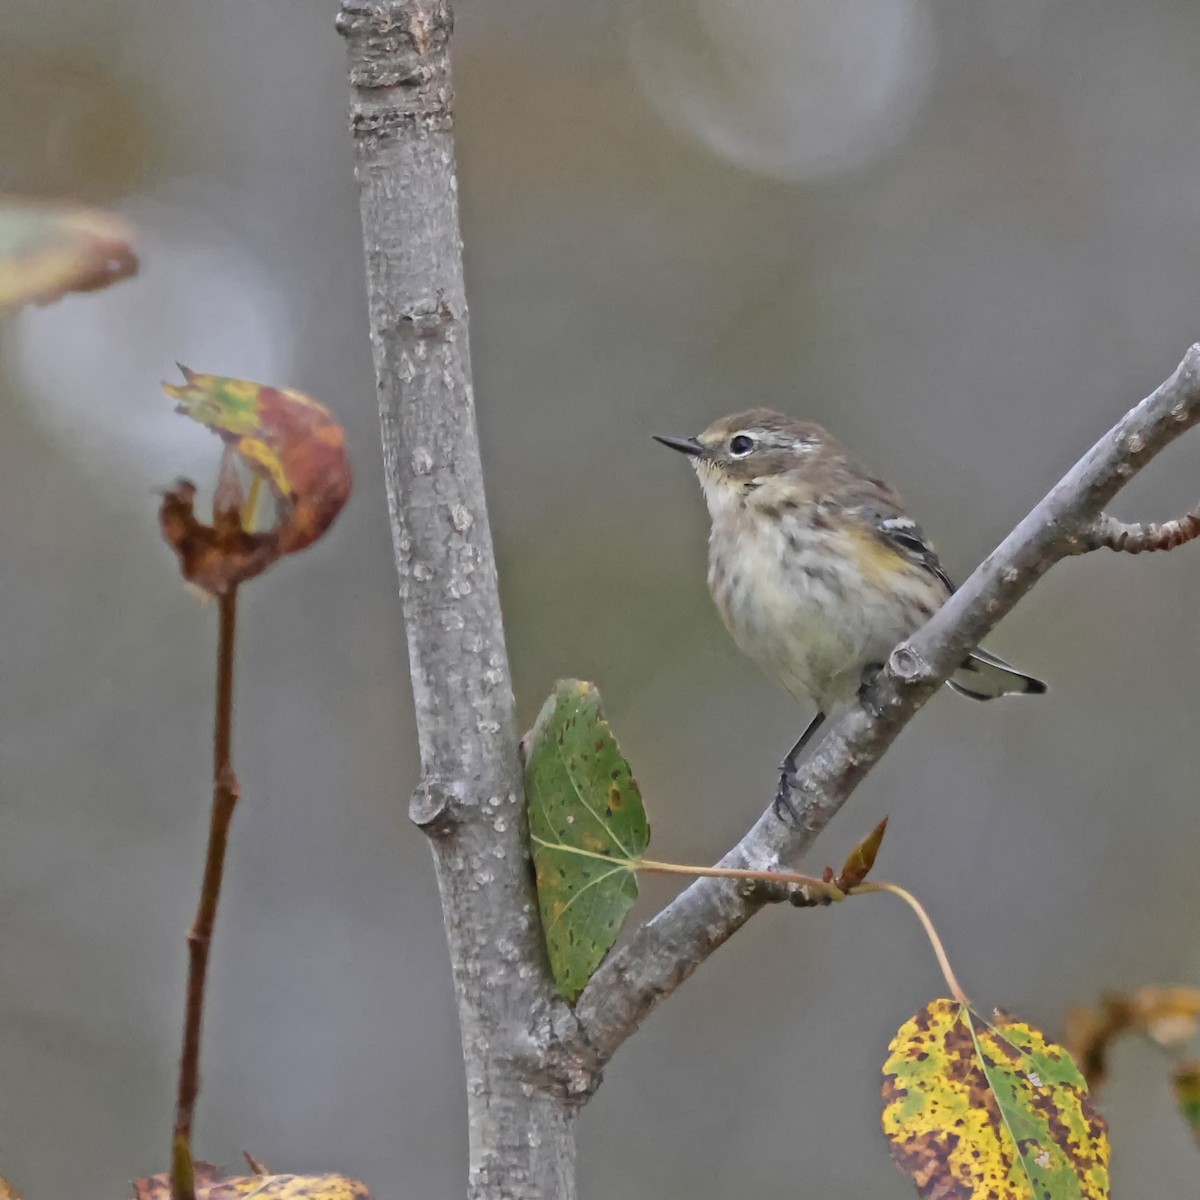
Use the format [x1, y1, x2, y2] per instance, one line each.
[655, 409, 1045, 817]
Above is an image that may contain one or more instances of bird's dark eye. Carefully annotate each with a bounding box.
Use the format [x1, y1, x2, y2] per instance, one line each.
[729, 434, 755, 457]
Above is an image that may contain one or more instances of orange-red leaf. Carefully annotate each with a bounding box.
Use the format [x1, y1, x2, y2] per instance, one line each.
[163, 367, 352, 553]
[158, 369, 353, 593]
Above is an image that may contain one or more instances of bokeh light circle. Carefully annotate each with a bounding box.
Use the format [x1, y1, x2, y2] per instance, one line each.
[628, 0, 938, 182]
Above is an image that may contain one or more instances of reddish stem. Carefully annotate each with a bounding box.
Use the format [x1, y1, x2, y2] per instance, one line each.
[171, 587, 240, 1200]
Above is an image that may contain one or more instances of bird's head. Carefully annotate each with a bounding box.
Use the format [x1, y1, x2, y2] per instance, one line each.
[654, 409, 838, 518]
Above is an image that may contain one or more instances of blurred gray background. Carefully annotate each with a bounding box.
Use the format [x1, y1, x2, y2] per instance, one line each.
[3, 0, 1200, 1196]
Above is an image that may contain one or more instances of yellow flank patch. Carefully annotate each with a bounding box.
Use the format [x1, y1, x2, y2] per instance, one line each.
[848, 524, 910, 585]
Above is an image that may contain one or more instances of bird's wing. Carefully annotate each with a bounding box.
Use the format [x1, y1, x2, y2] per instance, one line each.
[847, 488, 1047, 699]
[851, 492, 957, 595]
[874, 515, 956, 594]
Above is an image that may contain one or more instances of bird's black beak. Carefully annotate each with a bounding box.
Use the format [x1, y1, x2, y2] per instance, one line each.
[653, 434, 704, 457]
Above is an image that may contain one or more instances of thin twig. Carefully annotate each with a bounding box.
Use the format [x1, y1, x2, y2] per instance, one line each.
[642, 856, 965, 994]
[638, 857, 842, 902]
[1088, 507, 1200, 553]
[171, 588, 240, 1200]
[852, 882, 970, 1007]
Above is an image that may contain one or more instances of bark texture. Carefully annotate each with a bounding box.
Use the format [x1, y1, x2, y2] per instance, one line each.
[337, 5, 594, 1197]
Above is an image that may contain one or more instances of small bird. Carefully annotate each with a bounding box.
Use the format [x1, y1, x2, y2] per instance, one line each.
[655, 410, 1045, 818]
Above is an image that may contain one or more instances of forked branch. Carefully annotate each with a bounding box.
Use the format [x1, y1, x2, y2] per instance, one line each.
[575, 345, 1200, 1063]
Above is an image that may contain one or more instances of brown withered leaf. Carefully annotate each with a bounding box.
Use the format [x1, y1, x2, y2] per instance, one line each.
[837, 817, 889, 891]
[133, 1167, 371, 1200]
[1, 1174, 23, 1200]
[0, 196, 137, 312]
[1066, 985, 1200, 1091]
[160, 476, 283, 596]
[158, 368, 353, 594]
[1064, 997, 1134, 1090]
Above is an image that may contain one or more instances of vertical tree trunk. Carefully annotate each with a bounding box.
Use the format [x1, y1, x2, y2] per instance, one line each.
[337, 4, 590, 1196]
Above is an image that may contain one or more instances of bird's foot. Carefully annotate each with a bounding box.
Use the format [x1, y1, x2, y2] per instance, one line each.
[773, 764, 801, 824]
[857, 662, 886, 716]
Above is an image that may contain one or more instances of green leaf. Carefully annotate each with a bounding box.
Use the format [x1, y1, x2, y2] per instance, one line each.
[836, 816, 888, 891]
[882, 998, 1110, 1199]
[525, 680, 649, 1002]
[1172, 1062, 1200, 1148]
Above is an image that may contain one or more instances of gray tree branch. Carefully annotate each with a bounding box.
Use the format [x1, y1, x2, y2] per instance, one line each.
[337, 4, 595, 1198]
[575, 345, 1200, 1063]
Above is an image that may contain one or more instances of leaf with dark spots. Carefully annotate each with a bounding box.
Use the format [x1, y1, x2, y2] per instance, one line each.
[525, 680, 649, 1002]
[883, 999, 1110, 1199]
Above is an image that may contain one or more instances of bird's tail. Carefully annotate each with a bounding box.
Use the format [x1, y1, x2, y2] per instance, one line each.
[948, 646, 1046, 700]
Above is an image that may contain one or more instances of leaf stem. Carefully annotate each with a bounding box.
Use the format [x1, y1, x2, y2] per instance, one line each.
[171, 586, 240, 1200]
[242, 474, 263, 532]
[853, 881, 970, 1007]
[638, 857, 841, 899]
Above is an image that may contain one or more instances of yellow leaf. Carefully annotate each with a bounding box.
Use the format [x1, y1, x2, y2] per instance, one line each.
[133, 1169, 371, 1200]
[202, 1175, 370, 1200]
[882, 998, 1110, 1199]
